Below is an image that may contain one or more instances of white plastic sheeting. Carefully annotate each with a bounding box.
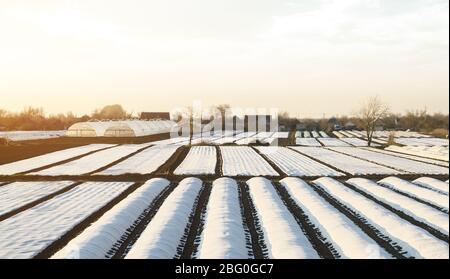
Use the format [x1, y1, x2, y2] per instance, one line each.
[247, 177, 319, 259]
[279, 178, 391, 259]
[126, 178, 203, 259]
[52, 179, 170, 259]
[313, 177, 449, 259]
[0, 182, 133, 259]
[197, 178, 249, 259]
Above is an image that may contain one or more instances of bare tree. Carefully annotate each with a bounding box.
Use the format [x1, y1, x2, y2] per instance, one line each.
[188, 106, 194, 145]
[358, 96, 389, 146]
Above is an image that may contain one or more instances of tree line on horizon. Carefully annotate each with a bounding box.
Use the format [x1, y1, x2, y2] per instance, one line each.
[0, 103, 448, 138]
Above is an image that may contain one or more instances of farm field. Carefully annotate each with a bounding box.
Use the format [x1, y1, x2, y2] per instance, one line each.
[0, 181, 74, 217]
[0, 174, 447, 259]
[32, 144, 151, 176]
[0, 182, 133, 259]
[313, 178, 448, 259]
[0, 144, 115, 175]
[362, 147, 449, 167]
[96, 145, 179, 175]
[52, 179, 169, 259]
[0, 133, 448, 260]
[340, 138, 379, 147]
[394, 138, 449, 146]
[0, 131, 66, 141]
[220, 146, 279, 176]
[385, 145, 449, 162]
[174, 146, 217, 175]
[327, 147, 449, 175]
[290, 147, 400, 175]
[256, 147, 344, 177]
[196, 178, 250, 259]
[295, 138, 322, 146]
[378, 177, 449, 212]
[317, 138, 350, 147]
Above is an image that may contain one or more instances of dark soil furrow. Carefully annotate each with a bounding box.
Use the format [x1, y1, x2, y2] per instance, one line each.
[309, 183, 409, 259]
[288, 147, 352, 176]
[237, 182, 257, 259]
[154, 145, 190, 175]
[215, 146, 223, 176]
[273, 181, 338, 259]
[366, 148, 449, 167]
[112, 182, 178, 259]
[323, 147, 416, 174]
[408, 182, 448, 196]
[251, 146, 284, 176]
[343, 182, 449, 242]
[238, 182, 266, 259]
[180, 182, 212, 259]
[376, 183, 449, 214]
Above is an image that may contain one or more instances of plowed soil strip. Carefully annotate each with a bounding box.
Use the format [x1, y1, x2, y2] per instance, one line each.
[112, 182, 179, 259]
[215, 146, 223, 176]
[0, 182, 80, 222]
[181, 182, 212, 259]
[308, 184, 405, 259]
[343, 182, 448, 242]
[238, 182, 265, 259]
[154, 146, 190, 175]
[238, 181, 255, 259]
[34, 182, 142, 259]
[273, 181, 337, 259]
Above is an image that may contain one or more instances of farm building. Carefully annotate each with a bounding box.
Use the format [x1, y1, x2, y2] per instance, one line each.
[139, 112, 171, 120]
[66, 120, 176, 137]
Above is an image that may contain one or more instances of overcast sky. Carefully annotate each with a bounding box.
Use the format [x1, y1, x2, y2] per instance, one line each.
[0, 0, 448, 117]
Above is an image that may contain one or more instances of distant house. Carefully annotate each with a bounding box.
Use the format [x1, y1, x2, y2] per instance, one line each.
[328, 117, 342, 131]
[375, 123, 385, 131]
[140, 112, 171, 120]
[296, 123, 306, 131]
[344, 121, 357, 130]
